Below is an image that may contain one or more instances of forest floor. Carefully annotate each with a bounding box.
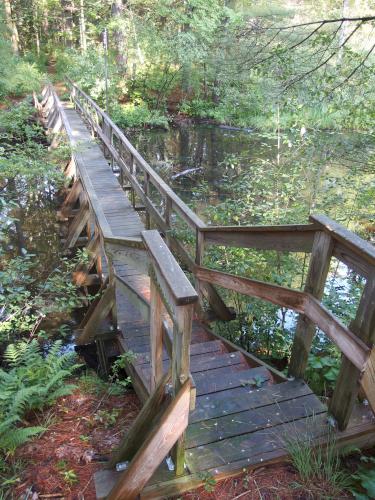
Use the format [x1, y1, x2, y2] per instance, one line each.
[12, 375, 140, 499]
[9, 372, 361, 500]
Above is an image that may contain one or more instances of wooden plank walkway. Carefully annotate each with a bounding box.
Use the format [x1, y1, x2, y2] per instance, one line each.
[53, 98, 375, 499]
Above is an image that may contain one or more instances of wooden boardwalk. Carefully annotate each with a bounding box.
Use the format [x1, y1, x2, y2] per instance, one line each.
[38, 84, 375, 499]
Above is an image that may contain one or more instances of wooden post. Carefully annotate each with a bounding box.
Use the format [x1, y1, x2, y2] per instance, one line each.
[171, 302, 193, 475]
[289, 231, 333, 378]
[150, 277, 164, 392]
[110, 127, 114, 171]
[329, 271, 375, 429]
[130, 154, 136, 208]
[165, 196, 172, 247]
[195, 229, 205, 314]
[108, 255, 118, 331]
[144, 172, 151, 229]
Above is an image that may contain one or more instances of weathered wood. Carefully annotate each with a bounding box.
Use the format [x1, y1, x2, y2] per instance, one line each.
[64, 201, 90, 249]
[115, 275, 150, 323]
[77, 283, 115, 345]
[107, 379, 191, 500]
[60, 178, 82, 216]
[305, 296, 369, 372]
[196, 266, 306, 312]
[329, 271, 375, 429]
[108, 372, 171, 468]
[142, 230, 198, 306]
[194, 366, 272, 396]
[73, 234, 100, 286]
[333, 241, 371, 279]
[190, 378, 312, 424]
[150, 278, 164, 392]
[202, 224, 317, 252]
[311, 214, 375, 268]
[289, 231, 333, 378]
[46, 82, 375, 500]
[104, 239, 149, 275]
[140, 410, 375, 500]
[186, 394, 326, 448]
[199, 323, 287, 382]
[361, 347, 375, 414]
[78, 277, 109, 330]
[196, 266, 369, 372]
[67, 78, 206, 232]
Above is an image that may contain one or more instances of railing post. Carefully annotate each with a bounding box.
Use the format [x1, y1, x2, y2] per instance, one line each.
[195, 228, 205, 314]
[329, 271, 375, 429]
[130, 154, 136, 208]
[150, 276, 164, 392]
[144, 172, 151, 229]
[171, 302, 194, 476]
[289, 231, 333, 378]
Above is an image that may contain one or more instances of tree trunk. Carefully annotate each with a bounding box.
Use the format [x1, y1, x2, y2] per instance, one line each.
[32, 0, 40, 55]
[111, 0, 127, 72]
[79, 0, 87, 52]
[61, 0, 74, 48]
[4, 0, 19, 54]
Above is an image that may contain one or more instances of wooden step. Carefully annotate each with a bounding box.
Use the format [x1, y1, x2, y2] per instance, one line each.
[135, 340, 224, 365]
[185, 411, 328, 473]
[190, 378, 313, 423]
[140, 352, 245, 379]
[186, 392, 326, 448]
[194, 366, 273, 397]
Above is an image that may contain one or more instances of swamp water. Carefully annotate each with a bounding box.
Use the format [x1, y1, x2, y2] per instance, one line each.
[127, 124, 374, 359]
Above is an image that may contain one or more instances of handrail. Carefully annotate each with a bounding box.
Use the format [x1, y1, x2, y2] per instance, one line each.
[66, 77, 206, 232]
[44, 84, 114, 239]
[195, 266, 370, 371]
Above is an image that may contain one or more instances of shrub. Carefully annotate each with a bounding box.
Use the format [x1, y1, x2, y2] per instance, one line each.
[111, 101, 169, 129]
[0, 41, 43, 100]
[0, 340, 80, 453]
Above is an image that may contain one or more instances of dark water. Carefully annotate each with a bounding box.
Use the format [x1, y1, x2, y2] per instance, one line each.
[127, 124, 375, 228]
[127, 124, 374, 347]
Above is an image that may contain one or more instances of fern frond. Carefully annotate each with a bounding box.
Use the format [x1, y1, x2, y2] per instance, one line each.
[0, 426, 45, 453]
[47, 384, 77, 402]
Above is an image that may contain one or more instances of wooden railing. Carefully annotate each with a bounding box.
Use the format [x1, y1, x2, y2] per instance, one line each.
[66, 77, 234, 321]
[57, 81, 375, 432]
[40, 85, 197, 485]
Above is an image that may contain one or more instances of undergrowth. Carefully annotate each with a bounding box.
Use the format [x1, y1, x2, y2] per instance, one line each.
[0, 339, 80, 454]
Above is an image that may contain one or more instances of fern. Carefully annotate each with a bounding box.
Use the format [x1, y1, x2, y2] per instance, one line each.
[0, 340, 80, 454]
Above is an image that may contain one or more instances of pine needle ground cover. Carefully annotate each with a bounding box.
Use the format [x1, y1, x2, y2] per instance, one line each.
[11, 374, 140, 498]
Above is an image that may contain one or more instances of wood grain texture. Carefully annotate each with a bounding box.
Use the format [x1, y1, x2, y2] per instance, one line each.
[107, 379, 191, 500]
[289, 230, 333, 378]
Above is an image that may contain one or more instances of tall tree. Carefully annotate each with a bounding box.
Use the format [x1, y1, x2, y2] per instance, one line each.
[79, 0, 87, 52]
[3, 0, 19, 54]
[111, 0, 127, 72]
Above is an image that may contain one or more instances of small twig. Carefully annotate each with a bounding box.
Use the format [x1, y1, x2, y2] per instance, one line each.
[39, 495, 64, 498]
[79, 475, 93, 497]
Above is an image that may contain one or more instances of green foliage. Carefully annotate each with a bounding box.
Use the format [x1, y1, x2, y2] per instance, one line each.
[305, 353, 340, 396]
[0, 99, 65, 192]
[0, 339, 80, 454]
[108, 351, 135, 393]
[60, 469, 78, 486]
[0, 251, 89, 344]
[198, 471, 217, 493]
[93, 408, 120, 429]
[111, 101, 169, 129]
[350, 456, 375, 500]
[0, 41, 43, 101]
[285, 430, 350, 496]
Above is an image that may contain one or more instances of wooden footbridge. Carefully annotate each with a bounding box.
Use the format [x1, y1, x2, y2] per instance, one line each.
[36, 82, 375, 499]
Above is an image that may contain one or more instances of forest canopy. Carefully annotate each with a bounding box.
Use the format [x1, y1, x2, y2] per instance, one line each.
[1, 0, 375, 130]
